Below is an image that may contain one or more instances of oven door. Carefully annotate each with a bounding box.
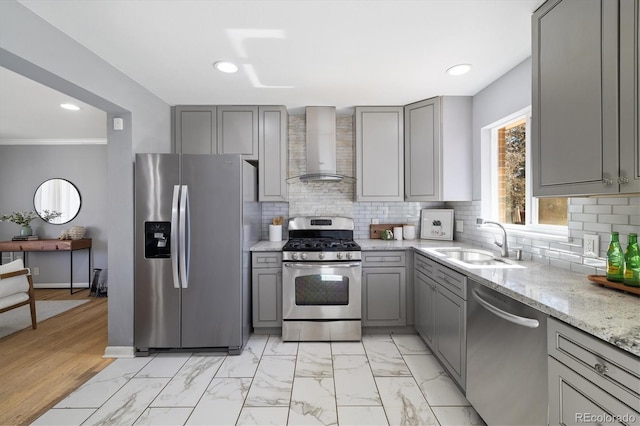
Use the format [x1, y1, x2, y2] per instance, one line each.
[282, 261, 361, 320]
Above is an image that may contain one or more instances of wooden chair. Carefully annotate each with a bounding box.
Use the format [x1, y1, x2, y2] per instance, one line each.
[0, 259, 37, 330]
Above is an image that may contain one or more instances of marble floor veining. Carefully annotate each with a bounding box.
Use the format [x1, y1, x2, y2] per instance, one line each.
[33, 334, 485, 426]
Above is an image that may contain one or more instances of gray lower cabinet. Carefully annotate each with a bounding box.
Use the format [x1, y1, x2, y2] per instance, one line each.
[354, 107, 404, 201]
[414, 252, 437, 348]
[251, 252, 282, 328]
[217, 106, 258, 160]
[414, 268, 436, 348]
[414, 253, 467, 390]
[434, 283, 466, 390]
[532, 0, 640, 196]
[404, 96, 472, 201]
[174, 106, 217, 154]
[362, 251, 406, 327]
[547, 318, 640, 425]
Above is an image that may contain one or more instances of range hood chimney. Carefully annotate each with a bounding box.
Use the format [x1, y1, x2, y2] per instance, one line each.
[299, 106, 343, 182]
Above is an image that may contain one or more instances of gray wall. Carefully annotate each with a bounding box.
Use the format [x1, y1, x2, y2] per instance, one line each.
[0, 145, 107, 283]
[472, 57, 532, 200]
[0, 0, 171, 348]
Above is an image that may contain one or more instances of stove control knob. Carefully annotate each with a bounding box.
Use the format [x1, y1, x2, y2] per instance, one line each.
[292, 253, 299, 261]
[301, 253, 308, 260]
[319, 253, 325, 260]
[337, 252, 343, 260]
[346, 252, 353, 260]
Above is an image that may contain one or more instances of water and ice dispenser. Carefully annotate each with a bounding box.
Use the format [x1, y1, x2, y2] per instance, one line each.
[144, 222, 171, 258]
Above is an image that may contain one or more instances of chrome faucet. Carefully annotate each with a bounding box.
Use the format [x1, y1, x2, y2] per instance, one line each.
[477, 218, 509, 257]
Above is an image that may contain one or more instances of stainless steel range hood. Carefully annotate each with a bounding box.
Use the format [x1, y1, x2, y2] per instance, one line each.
[298, 106, 345, 182]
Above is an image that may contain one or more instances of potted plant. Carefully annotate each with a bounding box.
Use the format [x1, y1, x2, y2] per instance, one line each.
[1, 210, 62, 236]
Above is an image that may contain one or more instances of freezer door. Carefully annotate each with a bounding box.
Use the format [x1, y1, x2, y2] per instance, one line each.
[134, 153, 181, 350]
[180, 154, 243, 349]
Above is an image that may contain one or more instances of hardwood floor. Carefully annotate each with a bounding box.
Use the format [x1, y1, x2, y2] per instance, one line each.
[0, 288, 112, 426]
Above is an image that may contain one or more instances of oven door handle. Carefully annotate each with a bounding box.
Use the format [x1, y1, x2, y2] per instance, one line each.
[284, 262, 361, 268]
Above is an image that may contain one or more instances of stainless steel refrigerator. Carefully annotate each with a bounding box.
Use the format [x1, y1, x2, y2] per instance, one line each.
[134, 153, 260, 355]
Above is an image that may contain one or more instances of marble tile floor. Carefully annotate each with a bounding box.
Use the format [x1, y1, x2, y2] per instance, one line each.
[33, 334, 485, 426]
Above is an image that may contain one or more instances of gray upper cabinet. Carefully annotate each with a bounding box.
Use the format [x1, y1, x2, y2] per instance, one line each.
[174, 106, 217, 154]
[174, 105, 288, 200]
[258, 106, 288, 202]
[217, 106, 259, 160]
[404, 96, 472, 201]
[620, 0, 640, 194]
[532, 0, 640, 196]
[354, 107, 404, 201]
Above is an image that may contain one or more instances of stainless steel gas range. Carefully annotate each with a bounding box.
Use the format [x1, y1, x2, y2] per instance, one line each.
[281, 217, 362, 341]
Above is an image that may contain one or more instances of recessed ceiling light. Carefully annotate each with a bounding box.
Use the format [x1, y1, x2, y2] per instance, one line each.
[213, 61, 239, 73]
[60, 103, 80, 111]
[446, 64, 472, 76]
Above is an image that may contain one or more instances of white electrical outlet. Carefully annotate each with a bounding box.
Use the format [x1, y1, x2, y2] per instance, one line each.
[584, 234, 599, 257]
[33, 267, 39, 276]
[371, 218, 379, 225]
[456, 220, 464, 233]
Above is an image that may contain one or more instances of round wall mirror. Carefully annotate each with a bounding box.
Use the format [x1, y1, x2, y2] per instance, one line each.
[33, 178, 81, 224]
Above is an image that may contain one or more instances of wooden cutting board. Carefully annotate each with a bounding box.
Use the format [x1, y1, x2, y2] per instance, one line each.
[369, 223, 406, 239]
[587, 275, 640, 296]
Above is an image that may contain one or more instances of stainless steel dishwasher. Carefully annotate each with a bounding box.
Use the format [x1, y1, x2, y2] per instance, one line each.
[466, 280, 548, 426]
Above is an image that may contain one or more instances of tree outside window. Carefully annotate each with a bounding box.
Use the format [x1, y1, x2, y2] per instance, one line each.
[497, 118, 567, 227]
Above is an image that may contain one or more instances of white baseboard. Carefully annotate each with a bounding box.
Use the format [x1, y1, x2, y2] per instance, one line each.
[34, 282, 90, 289]
[103, 346, 135, 358]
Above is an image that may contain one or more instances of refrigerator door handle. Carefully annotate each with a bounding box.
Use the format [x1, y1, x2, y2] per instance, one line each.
[171, 185, 181, 289]
[179, 185, 190, 288]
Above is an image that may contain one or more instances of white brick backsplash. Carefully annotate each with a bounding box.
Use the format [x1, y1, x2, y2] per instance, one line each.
[446, 198, 640, 269]
[570, 213, 598, 222]
[570, 198, 598, 205]
[598, 214, 629, 225]
[550, 258, 572, 270]
[583, 204, 612, 214]
[597, 197, 630, 205]
[584, 222, 612, 233]
[261, 117, 640, 271]
[613, 205, 640, 215]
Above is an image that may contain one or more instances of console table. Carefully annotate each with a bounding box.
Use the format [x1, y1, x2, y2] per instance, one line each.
[0, 239, 92, 294]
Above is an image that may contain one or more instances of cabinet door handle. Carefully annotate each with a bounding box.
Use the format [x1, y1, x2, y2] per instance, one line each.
[602, 178, 614, 185]
[618, 176, 630, 184]
[594, 363, 609, 375]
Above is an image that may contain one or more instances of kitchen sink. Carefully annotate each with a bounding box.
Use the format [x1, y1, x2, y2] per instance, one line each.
[425, 248, 526, 269]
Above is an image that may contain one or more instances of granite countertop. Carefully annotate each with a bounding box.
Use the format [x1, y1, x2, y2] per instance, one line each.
[251, 238, 640, 357]
[250, 240, 288, 251]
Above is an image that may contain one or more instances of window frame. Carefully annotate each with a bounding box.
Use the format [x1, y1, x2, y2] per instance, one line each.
[481, 107, 569, 239]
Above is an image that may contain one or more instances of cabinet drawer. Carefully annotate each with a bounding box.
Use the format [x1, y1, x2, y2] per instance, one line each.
[252, 252, 282, 268]
[548, 318, 640, 409]
[435, 264, 466, 300]
[362, 251, 406, 267]
[414, 253, 436, 276]
[548, 357, 640, 426]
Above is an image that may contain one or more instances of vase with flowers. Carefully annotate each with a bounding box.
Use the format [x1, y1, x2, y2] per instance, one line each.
[1, 210, 62, 236]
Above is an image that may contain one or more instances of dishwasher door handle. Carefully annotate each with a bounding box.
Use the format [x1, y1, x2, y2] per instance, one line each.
[472, 288, 539, 328]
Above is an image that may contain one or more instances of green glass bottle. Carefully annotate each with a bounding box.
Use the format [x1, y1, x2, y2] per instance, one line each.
[623, 233, 640, 287]
[606, 232, 624, 282]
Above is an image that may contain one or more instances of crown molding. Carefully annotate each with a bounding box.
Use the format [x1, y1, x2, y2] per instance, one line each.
[0, 138, 107, 145]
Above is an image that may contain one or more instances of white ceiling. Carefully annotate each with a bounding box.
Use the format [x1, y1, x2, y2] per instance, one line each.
[2, 0, 544, 140]
[0, 67, 107, 141]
